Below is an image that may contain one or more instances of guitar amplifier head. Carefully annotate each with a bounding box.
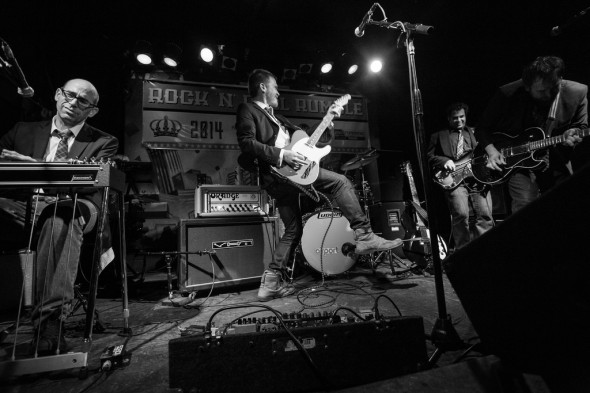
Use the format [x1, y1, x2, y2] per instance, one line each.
[195, 185, 269, 217]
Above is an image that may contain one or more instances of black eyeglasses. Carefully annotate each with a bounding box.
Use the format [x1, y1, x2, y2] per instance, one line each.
[59, 88, 98, 110]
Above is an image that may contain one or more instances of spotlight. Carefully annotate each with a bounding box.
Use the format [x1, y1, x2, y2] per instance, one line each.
[221, 56, 237, 71]
[163, 43, 182, 68]
[347, 64, 358, 75]
[298, 63, 313, 74]
[320, 62, 333, 74]
[282, 68, 297, 81]
[134, 40, 153, 65]
[369, 59, 383, 73]
[200, 46, 214, 63]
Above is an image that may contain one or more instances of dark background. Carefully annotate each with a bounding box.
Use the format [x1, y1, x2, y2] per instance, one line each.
[2, 0, 589, 209]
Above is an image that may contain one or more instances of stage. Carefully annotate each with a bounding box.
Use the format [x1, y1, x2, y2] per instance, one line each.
[1, 258, 494, 393]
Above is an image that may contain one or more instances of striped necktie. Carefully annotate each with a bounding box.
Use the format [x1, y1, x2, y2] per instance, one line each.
[53, 130, 73, 161]
[456, 130, 464, 159]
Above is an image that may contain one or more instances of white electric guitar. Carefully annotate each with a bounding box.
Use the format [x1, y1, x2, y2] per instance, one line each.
[271, 94, 351, 185]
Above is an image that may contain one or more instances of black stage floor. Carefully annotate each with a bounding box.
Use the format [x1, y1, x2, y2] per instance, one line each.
[0, 257, 555, 393]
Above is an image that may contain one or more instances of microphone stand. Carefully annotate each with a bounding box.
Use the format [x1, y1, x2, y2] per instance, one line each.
[371, 20, 465, 365]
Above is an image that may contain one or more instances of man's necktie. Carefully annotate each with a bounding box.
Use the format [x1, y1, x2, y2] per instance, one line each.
[265, 106, 274, 117]
[456, 130, 464, 159]
[53, 130, 73, 161]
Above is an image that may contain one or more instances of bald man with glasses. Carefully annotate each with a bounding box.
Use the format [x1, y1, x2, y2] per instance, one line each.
[0, 78, 118, 355]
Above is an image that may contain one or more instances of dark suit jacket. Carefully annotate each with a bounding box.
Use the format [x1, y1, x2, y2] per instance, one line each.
[427, 127, 478, 170]
[0, 120, 118, 162]
[477, 79, 588, 176]
[0, 120, 119, 249]
[235, 101, 301, 185]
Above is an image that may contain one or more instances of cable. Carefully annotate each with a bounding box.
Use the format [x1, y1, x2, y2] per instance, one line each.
[205, 303, 330, 390]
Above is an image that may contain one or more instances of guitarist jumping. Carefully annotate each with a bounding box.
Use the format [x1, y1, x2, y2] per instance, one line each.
[236, 69, 402, 301]
[427, 102, 494, 250]
[474, 56, 587, 213]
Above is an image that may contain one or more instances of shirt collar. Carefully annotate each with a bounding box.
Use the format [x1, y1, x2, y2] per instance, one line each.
[51, 116, 85, 137]
[253, 100, 272, 112]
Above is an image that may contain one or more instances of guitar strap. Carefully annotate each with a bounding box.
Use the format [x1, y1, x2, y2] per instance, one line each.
[544, 89, 561, 137]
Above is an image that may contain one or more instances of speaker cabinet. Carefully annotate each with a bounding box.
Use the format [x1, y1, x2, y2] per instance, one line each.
[169, 316, 427, 393]
[444, 163, 590, 380]
[368, 201, 413, 240]
[178, 216, 278, 292]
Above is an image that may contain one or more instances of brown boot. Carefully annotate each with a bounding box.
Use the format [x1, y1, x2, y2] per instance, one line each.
[257, 270, 295, 302]
[354, 229, 402, 255]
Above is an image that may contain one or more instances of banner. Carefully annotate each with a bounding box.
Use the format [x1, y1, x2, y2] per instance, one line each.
[124, 78, 372, 194]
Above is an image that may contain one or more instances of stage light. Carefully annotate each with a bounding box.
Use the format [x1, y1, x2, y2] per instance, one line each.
[348, 64, 358, 75]
[369, 59, 383, 73]
[282, 68, 297, 80]
[320, 62, 333, 74]
[298, 63, 313, 74]
[200, 46, 214, 63]
[221, 56, 237, 71]
[134, 40, 153, 65]
[163, 43, 182, 68]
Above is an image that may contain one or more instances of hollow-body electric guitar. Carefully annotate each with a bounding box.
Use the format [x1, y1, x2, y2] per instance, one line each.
[471, 127, 590, 185]
[271, 94, 351, 185]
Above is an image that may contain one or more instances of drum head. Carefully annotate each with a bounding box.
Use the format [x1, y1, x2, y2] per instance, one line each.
[300, 209, 356, 275]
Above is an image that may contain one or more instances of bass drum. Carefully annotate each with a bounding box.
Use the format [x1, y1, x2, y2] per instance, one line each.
[300, 209, 356, 275]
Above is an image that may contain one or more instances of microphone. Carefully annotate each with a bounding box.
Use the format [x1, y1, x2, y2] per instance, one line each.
[0, 39, 34, 97]
[550, 6, 590, 36]
[354, 3, 378, 37]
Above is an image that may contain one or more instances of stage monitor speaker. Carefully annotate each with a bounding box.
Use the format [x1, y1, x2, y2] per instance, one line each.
[169, 316, 427, 393]
[368, 201, 412, 240]
[444, 162, 590, 381]
[178, 216, 278, 292]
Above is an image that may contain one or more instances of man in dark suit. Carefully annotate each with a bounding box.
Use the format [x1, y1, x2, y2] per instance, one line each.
[236, 69, 402, 301]
[427, 102, 494, 250]
[0, 78, 118, 354]
[477, 56, 587, 212]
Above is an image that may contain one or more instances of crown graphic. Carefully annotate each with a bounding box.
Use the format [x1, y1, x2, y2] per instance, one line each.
[150, 116, 182, 137]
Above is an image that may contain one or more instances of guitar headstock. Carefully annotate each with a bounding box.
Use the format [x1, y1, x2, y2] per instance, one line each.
[400, 160, 412, 175]
[329, 94, 351, 118]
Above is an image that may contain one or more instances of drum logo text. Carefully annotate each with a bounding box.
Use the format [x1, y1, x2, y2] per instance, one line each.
[315, 247, 339, 255]
[212, 239, 253, 249]
[318, 211, 343, 219]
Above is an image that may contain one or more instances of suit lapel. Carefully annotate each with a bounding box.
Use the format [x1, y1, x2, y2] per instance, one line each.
[442, 130, 454, 157]
[69, 124, 92, 160]
[32, 122, 52, 159]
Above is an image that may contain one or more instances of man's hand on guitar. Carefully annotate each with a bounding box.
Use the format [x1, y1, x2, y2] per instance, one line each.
[562, 128, 583, 147]
[443, 159, 456, 171]
[484, 144, 505, 171]
[0, 149, 37, 162]
[283, 150, 306, 170]
[329, 103, 344, 118]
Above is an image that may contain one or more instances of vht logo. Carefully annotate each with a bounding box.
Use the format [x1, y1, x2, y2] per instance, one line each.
[212, 239, 254, 249]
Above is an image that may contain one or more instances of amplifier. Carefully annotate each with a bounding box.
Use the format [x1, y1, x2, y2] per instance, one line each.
[169, 316, 427, 393]
[178, 216, 278, 292]
[195, 185, 269, 217]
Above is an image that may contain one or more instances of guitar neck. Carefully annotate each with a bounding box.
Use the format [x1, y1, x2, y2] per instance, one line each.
[505, 128, 590, 157]
[403, 162, 427, 226]
[307, 113, 335, 147]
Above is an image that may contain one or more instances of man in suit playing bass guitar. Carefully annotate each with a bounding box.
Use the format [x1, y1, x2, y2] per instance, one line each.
[476, 56, 587, 212]
[427, 102, 494, 250]
[236, 69, 402, 301]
